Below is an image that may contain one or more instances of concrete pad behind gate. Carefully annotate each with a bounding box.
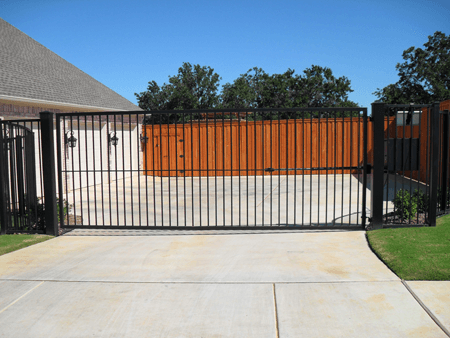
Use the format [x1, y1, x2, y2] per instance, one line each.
[0, 231, 397, 283]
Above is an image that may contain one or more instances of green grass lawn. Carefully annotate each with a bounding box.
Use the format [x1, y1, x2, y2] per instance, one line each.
[367, 214, 450, 280]
[0, 234, 53, 256]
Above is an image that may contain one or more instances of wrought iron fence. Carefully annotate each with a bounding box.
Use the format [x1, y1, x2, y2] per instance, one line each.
[2, 101, 448, 235]
[0, 119, 43, 234]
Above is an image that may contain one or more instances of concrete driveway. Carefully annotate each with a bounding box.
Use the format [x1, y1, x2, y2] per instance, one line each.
[0, 229, 449, 337]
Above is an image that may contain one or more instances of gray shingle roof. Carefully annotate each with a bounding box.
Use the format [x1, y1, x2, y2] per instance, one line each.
[0, 18, 141, 111]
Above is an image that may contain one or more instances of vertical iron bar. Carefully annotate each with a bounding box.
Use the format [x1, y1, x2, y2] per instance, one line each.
[270, 112, 273, 227]
[370, 102, 385, 229]
[175, 113, 179, 226]
[318, 111, 321, 225]
[246, 112, 249, 226]
[56, 115, 64, 230]
[362, 108, 368, 228]
[129, 114, 134, 226]
[254, 112, 257, 226]
[326, 111, 329, 225]
[159, 115, 164, 226]
[206, 112, 210, 226]
[191, 113, 194, 226]
[151, 121, 157, 226]
[182, 112, 186, 226]
[223, 113, 226, 226]
[77, 116, 83, 226]
[440, 110, 448, 212]
[310, 111, 313, 225]
[198, 115, 201, 227]
[333, 111, 337, 225]
[0, 123, 8, 235]
[40, 112, 58, 236]
[99, 116, 105, 225]
[167, 116, 172, 227]
[214, 112, 218, 226]
[428, 103, 440, 226]
[349, 111, 353, 225]
[230, 113, 233, 226]
[341, 112, 345, 225]
[238, 113, 242, 226]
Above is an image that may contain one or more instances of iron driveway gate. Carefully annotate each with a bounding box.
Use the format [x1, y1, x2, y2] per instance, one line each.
[55, 107, 369, 230]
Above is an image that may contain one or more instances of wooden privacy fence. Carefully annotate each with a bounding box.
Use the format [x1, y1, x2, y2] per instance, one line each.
[143, 117, 371, 177]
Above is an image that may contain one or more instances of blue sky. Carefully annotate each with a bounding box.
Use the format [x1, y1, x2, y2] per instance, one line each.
[1, 0, 449, 112]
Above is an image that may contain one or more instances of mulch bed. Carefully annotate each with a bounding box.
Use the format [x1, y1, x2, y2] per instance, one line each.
[383, 212, 427, 225]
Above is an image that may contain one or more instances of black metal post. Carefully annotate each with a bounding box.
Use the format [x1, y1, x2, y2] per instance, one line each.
[0, 123, 8, 235]
[440, 110, 449, 212]
[428, 103, 440, 226]
[40, 112, 59, 236]
[370, 102, 385, 229]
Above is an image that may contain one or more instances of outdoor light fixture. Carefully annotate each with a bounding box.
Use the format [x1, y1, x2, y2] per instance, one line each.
[140, 134, 148, 152]
[65, 131, 77, 148]
[109, 132, 119, 146]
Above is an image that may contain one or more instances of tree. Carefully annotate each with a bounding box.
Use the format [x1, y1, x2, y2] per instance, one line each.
[221, 65, 358, 118]
[135, 62, 222, 123]
[373, 31, 450, 104]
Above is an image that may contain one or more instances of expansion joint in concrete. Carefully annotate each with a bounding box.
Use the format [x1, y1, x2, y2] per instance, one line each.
[273, 283, 280, 338]
[402, 280, 450, 337]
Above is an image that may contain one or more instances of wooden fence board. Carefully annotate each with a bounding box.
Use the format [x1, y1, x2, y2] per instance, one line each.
[143, 118, 369, 177]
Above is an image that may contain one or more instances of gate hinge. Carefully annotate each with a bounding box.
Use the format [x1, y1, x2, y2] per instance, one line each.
[366, 164, 372, 174]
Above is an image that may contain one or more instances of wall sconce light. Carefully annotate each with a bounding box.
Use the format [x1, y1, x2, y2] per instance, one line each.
[65, 131, 77, 148]
[109, 132, 119, 146]
[140, 134, 148, 152]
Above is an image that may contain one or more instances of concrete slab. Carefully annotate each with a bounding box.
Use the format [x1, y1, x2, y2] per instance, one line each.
[0, 281, 276, 338]
[0, 280, 43, 310]
[67, 174, 370, 227]
[66, 173, 425, 228]
[0, 231, 397, 283]
[406, 281, 450, 334]
[275, 282, 447, 338]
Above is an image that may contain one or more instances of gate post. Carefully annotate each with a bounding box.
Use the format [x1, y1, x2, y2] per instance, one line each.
[0, 124, 7, 235]
[370, 102, 385, 230]
[439, 110, 449, 213]
[40, 112, 59, 236]
[428, 102, 440, 226]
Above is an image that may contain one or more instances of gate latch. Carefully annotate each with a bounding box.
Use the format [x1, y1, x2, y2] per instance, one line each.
[264, 168, 275, 172]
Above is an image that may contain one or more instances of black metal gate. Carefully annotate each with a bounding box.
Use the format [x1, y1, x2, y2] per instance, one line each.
[55, 107, 369, 230]
[0, 121, 39, 234]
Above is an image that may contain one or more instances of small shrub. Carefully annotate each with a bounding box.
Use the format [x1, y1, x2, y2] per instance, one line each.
[29, 198, 72, 230]
[412, 189, 429, 214]
[393, 189, 417, 220]
[437, 187, 450, 209]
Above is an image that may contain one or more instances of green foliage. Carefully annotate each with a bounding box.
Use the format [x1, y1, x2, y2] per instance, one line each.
[412, 189, 429, 214]
[437, 187, 450, 209]
[393, 189, 418, 220]
[0, 234, 53, 256]
[367, 213, 450, 280]
[135, 62, 222, 124]
[137, 63, 360, 124]
[29, 198, 72, 230]
[221, 65, 359, 115]
[373, 31, 450, 104]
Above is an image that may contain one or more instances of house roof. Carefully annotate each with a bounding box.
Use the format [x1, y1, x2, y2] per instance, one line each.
[0, 18, 141, 111]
